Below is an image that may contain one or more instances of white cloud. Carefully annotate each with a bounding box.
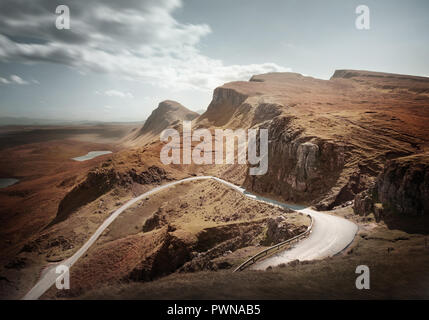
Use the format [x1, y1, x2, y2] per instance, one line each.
[96, 90, 134, 98]
[0, 77, 9, 84]
[0, 74, 31, 85]
[103, 105, 113, 113]
[10, 74, 29, 85]
[0, 0, 290, 91]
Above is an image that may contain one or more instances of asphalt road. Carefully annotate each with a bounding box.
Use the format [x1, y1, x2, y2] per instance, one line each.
[23, 176, 357, 299]
[252, 207, 358, 270]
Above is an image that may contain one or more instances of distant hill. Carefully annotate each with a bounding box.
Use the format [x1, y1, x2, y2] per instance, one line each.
[140, 100, 199, 136]
[0, 117, 143, 127]
[124, 100, 199, 146]
[0, 117, 89, 126]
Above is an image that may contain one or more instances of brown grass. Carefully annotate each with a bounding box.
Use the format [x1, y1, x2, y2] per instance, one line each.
[76, 222, 429, 300]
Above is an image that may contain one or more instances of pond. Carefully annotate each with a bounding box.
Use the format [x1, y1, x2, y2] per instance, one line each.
[0, 178, 19, 189]
[72, 151, 112, 162]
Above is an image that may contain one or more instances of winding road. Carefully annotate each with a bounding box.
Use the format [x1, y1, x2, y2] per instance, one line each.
[23, 176, 357, 300]
[251, 207, 358, 270]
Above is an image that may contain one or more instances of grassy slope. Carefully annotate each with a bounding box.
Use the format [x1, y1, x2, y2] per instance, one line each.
[78, 221, 429, 300]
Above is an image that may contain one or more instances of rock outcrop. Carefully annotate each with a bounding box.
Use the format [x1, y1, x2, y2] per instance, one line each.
[353, 153, 429, 217]
[353, 188, 375, 216]
[376, 153, 429, 216]
[244, 115, 347, 206]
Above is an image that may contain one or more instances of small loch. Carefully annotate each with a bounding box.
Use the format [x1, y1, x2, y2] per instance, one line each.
[0, 178, 19, 189]
[72, 151, 112, 162]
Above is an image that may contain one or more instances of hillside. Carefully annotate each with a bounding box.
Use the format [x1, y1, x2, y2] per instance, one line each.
[197, 70, 429, 211]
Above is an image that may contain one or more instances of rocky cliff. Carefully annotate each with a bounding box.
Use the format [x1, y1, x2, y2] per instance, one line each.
[377, 153, 429, 216]
[354, 153, 429, 218]
[244, 116, 348, 206]
[199, 71, 429, 209]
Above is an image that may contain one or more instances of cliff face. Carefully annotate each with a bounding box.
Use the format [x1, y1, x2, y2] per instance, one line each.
[197, 86, 282, 129]
[377, 153, 428, 216]
[353, 153, 429, 221]
[199, 71, 429, 208]
[244, 116, 347, 206]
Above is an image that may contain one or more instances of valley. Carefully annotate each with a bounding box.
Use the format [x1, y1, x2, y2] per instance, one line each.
[0, 70, 428, 300]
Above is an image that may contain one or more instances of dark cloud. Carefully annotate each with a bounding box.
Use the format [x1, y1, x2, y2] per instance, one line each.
[0, 0, 190, 47]
[0, 0, 288, 90]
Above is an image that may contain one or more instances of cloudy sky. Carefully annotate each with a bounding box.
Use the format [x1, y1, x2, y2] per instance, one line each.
[0, 0, 428, 121]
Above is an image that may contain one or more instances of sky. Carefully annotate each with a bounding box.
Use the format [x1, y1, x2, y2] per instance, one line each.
[0, 0, 428, 122]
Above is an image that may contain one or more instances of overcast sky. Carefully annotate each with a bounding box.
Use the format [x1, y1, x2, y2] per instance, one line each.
[0, 0, 428, 121]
